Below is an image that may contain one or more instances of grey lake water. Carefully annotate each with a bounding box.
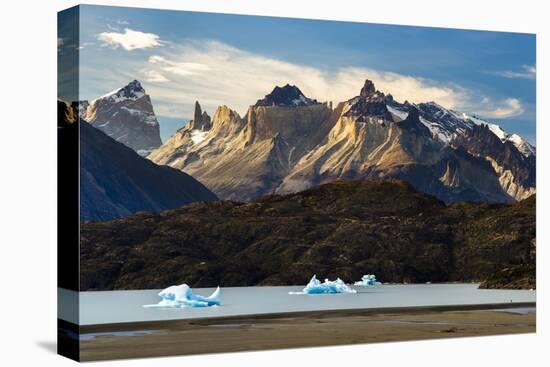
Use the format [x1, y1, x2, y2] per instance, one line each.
[58, 284, 536, 326]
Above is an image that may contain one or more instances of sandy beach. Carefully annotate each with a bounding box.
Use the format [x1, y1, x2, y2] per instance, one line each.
[69, 303, 535, 361]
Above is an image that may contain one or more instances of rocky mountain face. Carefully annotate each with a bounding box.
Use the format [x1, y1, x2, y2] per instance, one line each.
[452, 124, 535, 200]
[81, 80, 162, 156]
[148, 87, 333, 201]
[58, 98, 218, 221]
[149, 80, 535, 203]
[78, 114, 217, 221]
[79, 179, 535, 290]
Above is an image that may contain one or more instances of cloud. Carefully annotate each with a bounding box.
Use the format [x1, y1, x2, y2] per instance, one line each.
[147, 55, 210, 76]
[139, 41, 469, 118]
[491, 64, 536, 80]
[134, 40, 523, 121]
[97, 28, 163, 51]
[141, 69, 169, 83]
[84, 39, 526, 121]
[476, 97, 524, 118]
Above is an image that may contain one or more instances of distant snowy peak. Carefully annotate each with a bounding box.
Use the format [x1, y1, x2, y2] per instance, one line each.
[389, 100, 536, 158]
[508, 134, 536, 157]
[459, 113, 535, 157]
[255, 84, 320, 107]
[416, 102, 474, 140]
[91, 79, 146, 105]
[84, 79, 162, 153]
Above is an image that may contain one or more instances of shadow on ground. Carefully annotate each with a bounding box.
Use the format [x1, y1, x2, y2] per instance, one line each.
[35, 340, 57, 354]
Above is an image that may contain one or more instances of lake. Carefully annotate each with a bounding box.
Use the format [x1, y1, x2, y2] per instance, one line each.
[58, 283, 536, 326]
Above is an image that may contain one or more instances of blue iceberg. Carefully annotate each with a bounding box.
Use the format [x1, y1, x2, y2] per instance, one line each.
[289, 275, 357, 295]
[144, 284, 221, 308]
[354, 274, 381, 286]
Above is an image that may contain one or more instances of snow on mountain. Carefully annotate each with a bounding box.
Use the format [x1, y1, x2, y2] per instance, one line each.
[90, 79, 147, 105]
[508, 133, 536, 157]
[386, 104, 408, 121]
[83, 80, 162, 155]
[415, 102, 474, 143]
[190, 129, 208, 144]
[396, 99, 536, 159]
[460, 113, 535, 157]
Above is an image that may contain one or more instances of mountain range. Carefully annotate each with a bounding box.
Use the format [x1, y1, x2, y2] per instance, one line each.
[148, 80, 536, 203]
[60, 78, 536, 290]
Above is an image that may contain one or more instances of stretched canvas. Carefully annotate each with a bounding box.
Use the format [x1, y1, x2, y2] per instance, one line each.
[57, 4, 536, 362]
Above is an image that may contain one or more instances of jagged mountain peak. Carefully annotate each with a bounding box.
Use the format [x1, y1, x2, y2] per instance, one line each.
[92, 79, 146, 105]
[359, 79, 377, 97]
[345, 79, 389, 119]
[358, 79, 386, 100]
[125, 79, 145, 92]
[84, 79, 162, 155]
[413, 101, 536, 158]
[188, 100, 212, 131]
[193, 100, 202, 118]
[255, 84, 319, 107]
[466, 116, 536, 158]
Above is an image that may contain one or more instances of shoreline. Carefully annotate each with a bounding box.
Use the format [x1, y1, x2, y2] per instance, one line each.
[78, 301, 536, 333]
[72, 302, 536, 361]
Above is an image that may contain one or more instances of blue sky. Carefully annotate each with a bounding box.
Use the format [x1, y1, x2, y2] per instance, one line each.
[65, 5, 536, 143]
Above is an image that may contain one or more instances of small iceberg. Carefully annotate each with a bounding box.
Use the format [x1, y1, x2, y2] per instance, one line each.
[289, 275, 357, 295]
[354, 274, 381, 286]
[144, 284, 221, 308]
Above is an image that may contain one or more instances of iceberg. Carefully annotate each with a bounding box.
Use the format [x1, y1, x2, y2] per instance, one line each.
[354, 274, 381, 286]
[144, 284, 221, 308]
[289, 275, 357, 295]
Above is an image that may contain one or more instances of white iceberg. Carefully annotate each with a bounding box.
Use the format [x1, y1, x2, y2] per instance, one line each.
[354, 274, 382, 286]
[289, 275, 357, 295]
[144, 284, 221, 308]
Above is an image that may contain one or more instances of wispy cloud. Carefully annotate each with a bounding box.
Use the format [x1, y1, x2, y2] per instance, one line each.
[490, 64, 536, 80]
[148, 55, 210, 76]
[97, 28, 164, 51]
[141, 69, 169, 83]
[133, 40, 524, 121]
[476, 97, 524, 118]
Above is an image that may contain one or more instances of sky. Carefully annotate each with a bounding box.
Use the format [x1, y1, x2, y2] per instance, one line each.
[61, 5, 536, 143]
